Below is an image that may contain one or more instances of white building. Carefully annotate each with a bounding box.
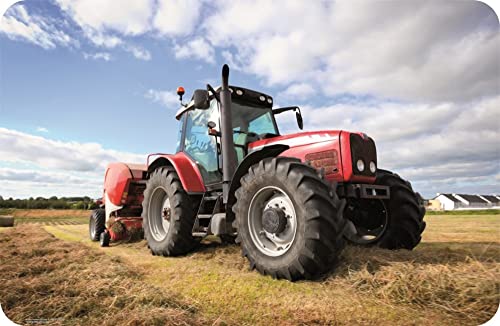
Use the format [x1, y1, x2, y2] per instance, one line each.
[434, 193, 499, 210]
[434, 193, 464, 210]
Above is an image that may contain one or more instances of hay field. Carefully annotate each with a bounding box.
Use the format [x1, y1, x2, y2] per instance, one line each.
[0, 209, 89, 225]
[0, 211, 498, 325]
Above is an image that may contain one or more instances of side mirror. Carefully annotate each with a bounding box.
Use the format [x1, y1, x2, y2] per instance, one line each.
[193, 89, 209, 110]
[296, 110, 303, 130]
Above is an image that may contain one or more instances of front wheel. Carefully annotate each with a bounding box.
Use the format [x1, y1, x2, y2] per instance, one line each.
[233, 157, 346, 281]
[142, 166, 198, 256]
[344, 170, 426, 249]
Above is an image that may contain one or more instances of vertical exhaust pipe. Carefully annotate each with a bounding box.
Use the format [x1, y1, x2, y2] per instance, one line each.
[220, 64, 237, 203]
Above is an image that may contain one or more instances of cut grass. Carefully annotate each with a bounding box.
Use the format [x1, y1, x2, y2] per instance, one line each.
[42, 213, 500, 325]
[0, 225, 209, 325]
[1, 212, 498, 325]
[0, 209, 90, 218]
[426, 209, 500, 215]
[0, 209, 90, 225]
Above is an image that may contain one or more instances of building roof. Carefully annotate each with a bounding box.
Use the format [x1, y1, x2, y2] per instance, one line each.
[436, 193, 461, 203]
[457, 194, 488, 204]
[482, 195, 500, 203]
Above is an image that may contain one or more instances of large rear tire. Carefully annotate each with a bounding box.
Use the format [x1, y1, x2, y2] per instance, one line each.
[142, 166, 198, 256]
[89, 209, 105, 241]
[344, 170, 426, 249]
[233, 157, 346, 281]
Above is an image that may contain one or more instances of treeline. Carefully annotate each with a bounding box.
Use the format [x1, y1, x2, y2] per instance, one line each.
[0, 196, 98, 210]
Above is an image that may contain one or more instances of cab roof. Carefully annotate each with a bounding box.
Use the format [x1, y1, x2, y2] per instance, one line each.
[175, 85, 273, 120]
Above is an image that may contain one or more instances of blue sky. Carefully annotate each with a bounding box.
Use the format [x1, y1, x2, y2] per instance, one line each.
[0, 0, 499, 199]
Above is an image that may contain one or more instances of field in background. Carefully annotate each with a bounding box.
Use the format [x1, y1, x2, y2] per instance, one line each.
[0, 211, 498, 325]
[0, 209, 89, 225]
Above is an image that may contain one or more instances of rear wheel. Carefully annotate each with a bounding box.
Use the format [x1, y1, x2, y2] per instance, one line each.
[89, 208, 105, 241]
[233, 157, 346, 281]
[142, 166, 198, 256]
[344, 170, 426, 249]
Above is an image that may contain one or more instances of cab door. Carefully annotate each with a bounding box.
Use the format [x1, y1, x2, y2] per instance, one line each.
[181, 100, 222, 184]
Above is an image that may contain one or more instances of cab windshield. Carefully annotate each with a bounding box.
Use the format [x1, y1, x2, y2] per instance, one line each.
[231, 101, 279, 136]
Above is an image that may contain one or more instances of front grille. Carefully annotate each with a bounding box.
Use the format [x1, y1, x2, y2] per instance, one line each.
[350, 133, 377, 176]
[305, 150, 339, 175]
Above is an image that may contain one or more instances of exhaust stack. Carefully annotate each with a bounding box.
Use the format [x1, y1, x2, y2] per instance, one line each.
[220, 64, 237, 203]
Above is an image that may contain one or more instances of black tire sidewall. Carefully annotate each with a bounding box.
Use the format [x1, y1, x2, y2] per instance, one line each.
[89, 209, 105, 241]
[142, 167, 197, 256]
[237, 172, 307, 270]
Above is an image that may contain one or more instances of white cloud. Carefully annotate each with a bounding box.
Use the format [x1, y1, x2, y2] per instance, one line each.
[153, 0, 203, 36]
[56, 0, 155, 60]
[125, 45, 151, 61]
[144, 89, 180, 109]
[0, 167, 100, 186]
[56, 0, 154, 36]
[83, 52, 112, 61]
[81, 28, 123, 48]
[0, 128, 144, 172]
[0, 4, 78, 50]
[278, 83, 315, 101]
[0, 128, 147, 198]
[291, 95, 500, 197]
[203, 0, 499, 102]
[174, 37, 215, 63]
[36, 127, 49, 133]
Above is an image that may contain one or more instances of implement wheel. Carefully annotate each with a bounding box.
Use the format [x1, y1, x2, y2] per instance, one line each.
[233, 157, 346, 281]
[89, 209, 105, 241]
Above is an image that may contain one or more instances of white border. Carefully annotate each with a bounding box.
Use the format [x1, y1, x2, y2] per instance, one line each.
[0, 0, 20, 17]
[0, 0, 498, 325]
[0, 304, 19, 326]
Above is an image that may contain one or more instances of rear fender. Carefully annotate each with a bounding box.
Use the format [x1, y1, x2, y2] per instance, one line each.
[147, 152, 206, 193]
[226, 144, 289, 222]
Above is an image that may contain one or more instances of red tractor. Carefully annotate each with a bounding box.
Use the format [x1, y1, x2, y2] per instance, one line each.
[89, 65, 425, 281]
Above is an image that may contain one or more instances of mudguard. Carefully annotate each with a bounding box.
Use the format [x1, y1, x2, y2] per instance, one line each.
[147, 152, 205, 193]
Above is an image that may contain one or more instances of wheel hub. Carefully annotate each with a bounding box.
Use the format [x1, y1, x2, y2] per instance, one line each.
[262, 208, 287, 234]
[248, 186, 297, 257]
[162, 207, 171, 221]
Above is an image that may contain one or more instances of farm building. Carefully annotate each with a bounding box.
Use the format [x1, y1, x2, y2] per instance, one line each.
[480, 195, 500, 207]
[425, 199, 442, 211]
[434, 194, 465, 210]
[432, 193, 500, 210]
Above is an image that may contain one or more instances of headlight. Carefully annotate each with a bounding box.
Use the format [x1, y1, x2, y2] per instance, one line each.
[369, 161, 376, 173]
[356, 159, 365, 172]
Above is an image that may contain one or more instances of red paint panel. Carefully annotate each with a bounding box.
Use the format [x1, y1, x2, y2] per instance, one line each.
[149, 152, 205, 193]
[104, 163, 147, 206]
[249, 130, 341, 150]
[265, 130, 376, 184]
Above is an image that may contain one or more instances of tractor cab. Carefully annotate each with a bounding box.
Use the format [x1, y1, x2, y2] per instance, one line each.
[174, 86, 291, 185]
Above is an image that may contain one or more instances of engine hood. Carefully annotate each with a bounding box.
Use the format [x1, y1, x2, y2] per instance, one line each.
[248, 130, 341, 151]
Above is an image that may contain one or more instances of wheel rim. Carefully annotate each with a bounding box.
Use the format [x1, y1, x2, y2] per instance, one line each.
[248, 186, 297, 257]
[345, 199, 388, 245]
[148, 186, 171, 242]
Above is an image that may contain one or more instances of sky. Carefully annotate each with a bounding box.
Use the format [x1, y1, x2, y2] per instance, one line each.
[0, 0, 499, 199]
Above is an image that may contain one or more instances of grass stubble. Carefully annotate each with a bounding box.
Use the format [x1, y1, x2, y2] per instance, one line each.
[0, 213, 498, 325]
[0, 225, 209, 325]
